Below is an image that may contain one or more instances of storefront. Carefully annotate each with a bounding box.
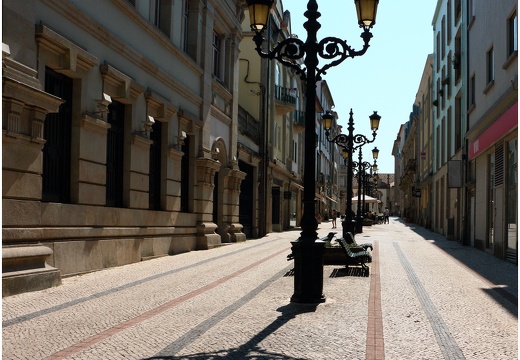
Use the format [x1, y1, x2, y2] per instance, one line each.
[469, 102, 517, 263]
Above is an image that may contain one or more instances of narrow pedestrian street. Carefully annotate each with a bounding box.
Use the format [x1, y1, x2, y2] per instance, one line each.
[3, 219, 517, 360]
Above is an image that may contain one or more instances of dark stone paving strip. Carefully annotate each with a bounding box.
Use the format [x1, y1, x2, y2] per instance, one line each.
[393, 243, 466, 360]
[366, 240, 384, 360]
[3, 237, 283, 328]
[150, 265, 293, 358]
[42, 248, 289, 360]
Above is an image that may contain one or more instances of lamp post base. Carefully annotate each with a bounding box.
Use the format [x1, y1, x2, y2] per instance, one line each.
[290, 240, 326, 304]
[342, 219, 356, 239]
[355, 217, 364, 234]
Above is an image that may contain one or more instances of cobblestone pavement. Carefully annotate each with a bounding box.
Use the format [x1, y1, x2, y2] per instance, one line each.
[3, 218, 517, 359]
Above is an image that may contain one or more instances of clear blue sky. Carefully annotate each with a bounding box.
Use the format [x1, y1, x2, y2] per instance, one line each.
[283, 0, 438, 174]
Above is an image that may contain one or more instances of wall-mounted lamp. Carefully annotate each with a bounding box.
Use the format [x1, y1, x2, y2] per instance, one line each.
[212, 147, 220, 161]
[176, 131, 187, 148]
[137, 115, 155, 137]
[95, 93, 112, 115]
[144, 115, 155, 133]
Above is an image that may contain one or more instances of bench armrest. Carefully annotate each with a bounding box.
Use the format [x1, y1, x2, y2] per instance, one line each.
[349, 246, 365, 253]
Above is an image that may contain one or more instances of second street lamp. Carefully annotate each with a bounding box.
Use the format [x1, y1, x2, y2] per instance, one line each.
[353, 147, 378, 233]
[323, 109, 381, 240]
[245, 0, 379, 303]
[357, 151, 378, 224]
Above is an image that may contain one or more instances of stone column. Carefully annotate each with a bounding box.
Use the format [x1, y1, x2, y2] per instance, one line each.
[195, 157, 221, 249]
[221, 164, 247, 242]
[2, 52, 64, 295]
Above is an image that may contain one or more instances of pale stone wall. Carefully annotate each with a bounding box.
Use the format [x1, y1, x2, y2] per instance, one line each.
[2, 0, 247, 295]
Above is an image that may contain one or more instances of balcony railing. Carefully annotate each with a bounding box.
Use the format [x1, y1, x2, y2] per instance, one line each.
[275, 85, 297, 105]
[238, 105, 260, 142]
[292, 110, 305, 127]
[406, 159, 417, 172]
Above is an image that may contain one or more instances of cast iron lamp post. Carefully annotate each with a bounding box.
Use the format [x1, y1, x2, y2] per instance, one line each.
[358, 163, 371, 216]
[245, 0, 378, 304]
[322, 109, 380, 239]
[364, 155, 379, 215]
[353, 146, 379, 232]
[371, 171, 379, 212]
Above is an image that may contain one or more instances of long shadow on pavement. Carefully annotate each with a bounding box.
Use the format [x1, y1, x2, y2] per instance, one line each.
[141, 303, 317, 360]
[396, 218, 518, 317]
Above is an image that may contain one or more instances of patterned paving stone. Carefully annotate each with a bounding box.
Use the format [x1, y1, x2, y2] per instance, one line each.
[2, 219, 517, 360]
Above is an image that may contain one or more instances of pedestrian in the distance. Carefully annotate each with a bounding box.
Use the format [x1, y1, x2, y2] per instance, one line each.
[383, 207, 389, 224]
[331, 208, 337, 228]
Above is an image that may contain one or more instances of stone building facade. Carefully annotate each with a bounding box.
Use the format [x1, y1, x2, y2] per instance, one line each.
[395, 0, 517, 263]
[3, 0, 247, 296]
[465, 0, 517, 262]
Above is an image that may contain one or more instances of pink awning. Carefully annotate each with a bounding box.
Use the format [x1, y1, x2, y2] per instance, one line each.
[469, 102, 518, 159]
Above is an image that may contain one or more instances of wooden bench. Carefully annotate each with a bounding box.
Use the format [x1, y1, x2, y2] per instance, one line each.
[337, 236, 371, 271]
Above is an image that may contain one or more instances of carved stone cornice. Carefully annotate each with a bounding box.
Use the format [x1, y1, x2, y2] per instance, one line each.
[196, 157, 221, 186]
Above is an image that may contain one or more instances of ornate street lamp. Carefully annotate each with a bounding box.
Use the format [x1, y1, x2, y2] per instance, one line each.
[354, 161, 371, 223]
[353, 145, 380, 233]
[245, 0, 379, 304]
[358, 153, 378, 220]
[323, 109, 380, 239]
[247, 0, 274, 31]
[372, 146, 380, 161]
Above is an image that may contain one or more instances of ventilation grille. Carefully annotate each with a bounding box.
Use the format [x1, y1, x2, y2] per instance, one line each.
[505, 250, 517, 264]
[495, 143, 504, 186]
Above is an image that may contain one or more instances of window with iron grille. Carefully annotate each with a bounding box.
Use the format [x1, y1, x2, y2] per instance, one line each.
[42, 67, 72, 203]
[149, 120, 162, 210]
[106, 100, 125, 207]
